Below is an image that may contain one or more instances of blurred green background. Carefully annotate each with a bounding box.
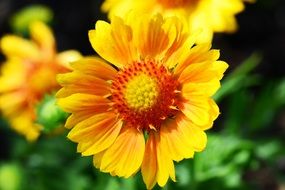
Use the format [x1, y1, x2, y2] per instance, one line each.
[0, 0, 285, 190]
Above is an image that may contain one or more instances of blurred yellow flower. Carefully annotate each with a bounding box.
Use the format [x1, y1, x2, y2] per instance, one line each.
[56, 14, 228, 189]
[0, 21, 81, 141]
[102, 0, 254, 42]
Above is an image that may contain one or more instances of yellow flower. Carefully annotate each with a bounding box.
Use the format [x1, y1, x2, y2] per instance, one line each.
[57, 14, 228, 189]
[0, 21, 81, 141]
[102, 0, 254, 42]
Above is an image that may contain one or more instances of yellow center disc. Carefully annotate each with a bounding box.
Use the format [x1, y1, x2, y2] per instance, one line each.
[124, 74, 159, 111]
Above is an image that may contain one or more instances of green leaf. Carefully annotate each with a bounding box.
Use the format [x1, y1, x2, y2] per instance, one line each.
[214, 53, 262, 102]
[105, 178, 120, 190]
[121, 178, 136, 190]
[256, 140, 284, 161]
[275, 79, 285, 104]
[248, 79, 285, 130]
[223, 90, 252, 133]
[176, 164, 191, 186]
[194, 134, 253, 187]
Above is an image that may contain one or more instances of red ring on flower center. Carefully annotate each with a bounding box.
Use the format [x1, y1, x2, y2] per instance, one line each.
[157, 0, 198, 8]
[111, 61, 179, 131]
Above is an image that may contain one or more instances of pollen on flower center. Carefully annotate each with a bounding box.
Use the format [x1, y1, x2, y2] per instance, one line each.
[124, 74, 159, 111]
[111, 61, 179, 131]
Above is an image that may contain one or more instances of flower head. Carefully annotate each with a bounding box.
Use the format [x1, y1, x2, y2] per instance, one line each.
[0, 21, 81, 141]
[102, 0, 254, 42]
[57, 14, 228, 189]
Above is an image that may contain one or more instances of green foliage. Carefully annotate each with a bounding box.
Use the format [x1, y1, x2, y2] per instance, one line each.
[194, 134, 252, 188]
[0, 163, 23, 190]
[10, 5, 53, 35]
[248, 80, 285, 130]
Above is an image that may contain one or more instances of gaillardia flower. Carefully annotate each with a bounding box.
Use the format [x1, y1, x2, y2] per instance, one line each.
[102, 0, 253, 42]
[57, 14, 228, 189]
[0, 21, 81, 141]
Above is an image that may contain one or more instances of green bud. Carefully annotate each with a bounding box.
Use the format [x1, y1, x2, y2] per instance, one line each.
[36, 94, 68, 133]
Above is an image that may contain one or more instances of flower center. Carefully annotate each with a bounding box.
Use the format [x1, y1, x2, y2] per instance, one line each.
[157, 0, 198, 8]
[111, 61, 179, 131]
[124, 74, 159, 111]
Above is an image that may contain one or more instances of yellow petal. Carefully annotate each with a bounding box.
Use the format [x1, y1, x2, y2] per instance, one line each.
[89, 17, 135, 68]
[179, 59, 228, 84]
[9, 111, 41, 141]
[141, 132, 158, 190]
[70, 57, 117, 80]
[163, 16, 189, 62]
[100, 126, 145, 178]
[211, 0, 245, 31]
[101, 0, 250, 43]
[57, 72, 111, 97]
[29, 21, 55, 53]
[191, 22, 214, 44]
[188, 0, 244, 41]
[57, 93, 111, 113]
[200, 99, 220, 130]
[0, 58, 26, 92]
[67, 112, 117, 142]
[213, 61, 229, 80]
[175, 114, 207, 152]
[182, 79, 221, 97]
[178, 60, 215, 84]
[0, 91, 26, 116]
[102, 0, 152, 19]
[160, 120, 195, 162]
[179, 98, 211, 126]
[81, 119, 123, 156]
[0, 35, 40, 59]
[174, 43, 212, 75]
[93, 151, 106, 169]
[65, 110, 97, 129]
[56, 85, 110, 98]
[56, 50, 82, 69]
[132, 14, 177, 60]
[165, 30, 197, 69]
[209, 98, 220, 121]
[57, 71, 109, 87]
[156, 132, 176, 187]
